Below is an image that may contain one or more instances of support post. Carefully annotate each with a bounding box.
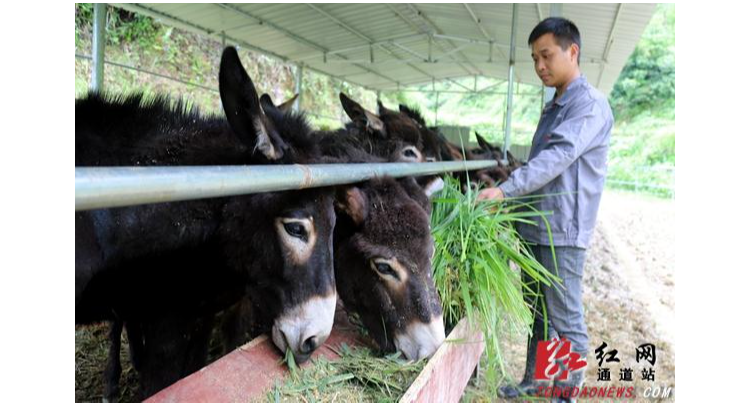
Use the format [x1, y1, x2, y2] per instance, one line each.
[91, 3, 106, 92]
[502, 3, 518, 162]
[294, 64, 303, 112]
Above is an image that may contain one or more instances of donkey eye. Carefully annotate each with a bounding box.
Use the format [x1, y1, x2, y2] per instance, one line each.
[376, 263, 392, 274]
[283, 222, 307, 240]
[371, 259, 400, 281]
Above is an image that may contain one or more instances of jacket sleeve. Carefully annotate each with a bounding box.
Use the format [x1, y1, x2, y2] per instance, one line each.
[499, 97, 609, 198]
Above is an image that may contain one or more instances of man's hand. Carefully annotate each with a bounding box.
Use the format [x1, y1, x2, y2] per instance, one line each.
[477, 187, 505, 202]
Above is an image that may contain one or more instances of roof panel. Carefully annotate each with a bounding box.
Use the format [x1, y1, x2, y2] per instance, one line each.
[113, 3, 657, 94]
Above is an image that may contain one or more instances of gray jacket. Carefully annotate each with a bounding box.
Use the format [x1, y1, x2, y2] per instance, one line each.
[499, 75, 613, 248]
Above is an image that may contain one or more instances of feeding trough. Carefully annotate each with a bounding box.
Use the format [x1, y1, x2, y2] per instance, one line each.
[145, 315, 483, 403]
[399, 318, 484, 403]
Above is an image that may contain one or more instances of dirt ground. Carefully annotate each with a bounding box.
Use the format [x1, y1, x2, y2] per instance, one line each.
[75, 324, 140, 402]
[468, 190, 676, 402]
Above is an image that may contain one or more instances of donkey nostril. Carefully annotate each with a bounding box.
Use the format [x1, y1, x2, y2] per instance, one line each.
[300, 335, 319, 355]
[403, 149, 417, 158]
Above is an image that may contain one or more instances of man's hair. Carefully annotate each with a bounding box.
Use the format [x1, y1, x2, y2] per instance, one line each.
[528, 17, 581, 64]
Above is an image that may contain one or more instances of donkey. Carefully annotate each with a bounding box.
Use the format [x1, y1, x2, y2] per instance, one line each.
[259, 92, 428, 165]
[76, 47, 344, 399]
[396, 103, 525, 189]
[235, 96, 448, 361]
[396, 103, 489, 191]
[392, 103, 451, 163]
[333, 93, 427, 163]
[333, 177, 446, 360]
[469, 132, 525, 186]
[218, 176, 447, 361]
[473, 131, 524, 169]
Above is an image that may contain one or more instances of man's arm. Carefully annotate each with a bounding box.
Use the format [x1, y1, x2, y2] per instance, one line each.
[498, 98, 609, 198]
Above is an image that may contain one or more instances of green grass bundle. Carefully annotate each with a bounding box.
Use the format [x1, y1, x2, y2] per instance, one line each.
[430, 175, 560, 393]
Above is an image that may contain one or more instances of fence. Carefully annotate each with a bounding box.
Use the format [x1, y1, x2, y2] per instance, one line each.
[605, 166, 675, 198]
[75, 161, 497, 211]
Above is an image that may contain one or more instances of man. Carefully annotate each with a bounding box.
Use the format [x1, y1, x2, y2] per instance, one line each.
[478, 17, 614, 402]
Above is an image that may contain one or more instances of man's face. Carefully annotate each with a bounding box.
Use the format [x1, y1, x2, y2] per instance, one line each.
[531, 33, 579, 88]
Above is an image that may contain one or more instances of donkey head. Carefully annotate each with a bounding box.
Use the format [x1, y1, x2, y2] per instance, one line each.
[339, 93, 424, 163]
[219, 47, 336, 363]
[334, 177, 445, 360]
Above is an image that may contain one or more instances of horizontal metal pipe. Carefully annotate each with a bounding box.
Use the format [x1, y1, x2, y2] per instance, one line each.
[76, 161, 497, 211]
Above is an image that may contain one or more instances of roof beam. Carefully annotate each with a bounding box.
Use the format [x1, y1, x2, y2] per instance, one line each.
[377, 73, 515, 92]
[112, 4, 346, 86]
[306, 3, 437, 86]
[444, 78, 473, 92]
[463, 3, 516, 77]
[602, 4, 624, 62]
[215, 3, 401, 87]
[294, 33, 425, 62]
[405, 4, 484, 76]
[387, 4, 479, 77]
[597, 3, 624, 88]
[391, 42, 429, 61]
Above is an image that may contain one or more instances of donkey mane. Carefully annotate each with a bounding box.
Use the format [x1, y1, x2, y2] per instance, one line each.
[76, 91, 321, 167]
[76, 92, 237, 167]
[398, 104, 428, 127]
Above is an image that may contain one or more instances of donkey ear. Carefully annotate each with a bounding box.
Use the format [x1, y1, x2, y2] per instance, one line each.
[340, 93, 386, 137]
[277, 94, 299, 113]
[506, 150, 521, 166]
[475, 132, 492, 151]
[377, 100, 396, 115]
[398, 104, 426, 125]
[336, 186, 368, 226]
[219, 47, 281, 160]
[398, 104, 416, 120]
[398, 177, 435, 213]
[259, 93, 277, 114]
[260, 93, 298, 115]
[444, 141, 466, 161]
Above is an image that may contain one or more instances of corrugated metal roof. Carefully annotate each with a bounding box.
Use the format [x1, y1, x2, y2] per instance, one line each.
[113, 3, 656, 95]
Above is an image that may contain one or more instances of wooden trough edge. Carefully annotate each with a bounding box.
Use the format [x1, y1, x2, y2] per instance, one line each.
[145, 316, 484, 403]
[399, 317, 485, 403]
[145, 318, 365, 403]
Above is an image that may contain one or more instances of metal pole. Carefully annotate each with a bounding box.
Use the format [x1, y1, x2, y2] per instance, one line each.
[75, 161, 498, 211]
[502, 3, 518, 163]
[434, 91, 439, 127]
[294, 64, 303, 112]
[543, 4, 564, 104]
[91, 3, 106, 92]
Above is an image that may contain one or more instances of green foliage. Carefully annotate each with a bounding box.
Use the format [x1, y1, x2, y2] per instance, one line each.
[430, 174, 560, 396]
[609, 4, 675, 121]
[108, 8, 160, 48]
[606, 116, 675, 197]
[604, 4, 675, 197]
[74, 3, 93, 47]
[75, 4, 160, 49]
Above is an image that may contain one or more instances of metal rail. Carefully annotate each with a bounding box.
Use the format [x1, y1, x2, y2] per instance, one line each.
[75, 160, 497, 211]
